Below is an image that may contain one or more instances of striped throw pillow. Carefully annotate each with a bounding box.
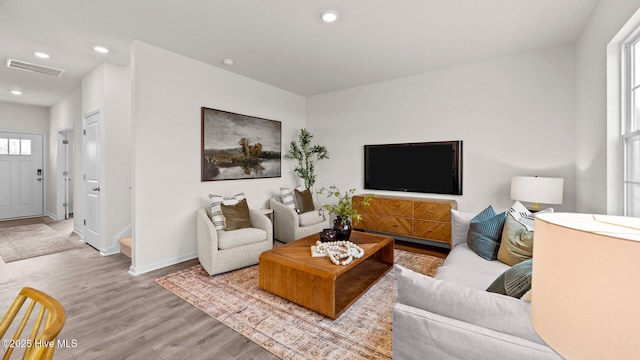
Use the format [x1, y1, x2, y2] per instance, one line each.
[507, 200, 554, 231]
[487, 259, 533, 298]
[507, 201, 535, 231]
[280, 187, 297, 210]
[209, 193, 245, 230]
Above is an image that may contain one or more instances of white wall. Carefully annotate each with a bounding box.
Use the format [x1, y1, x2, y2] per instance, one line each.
[0, 101, 48, 133]
[103, 63, 132, 253]
[307, 45, 576, 214]
[575, 0, 640, 214]
[48, 88, 82, 230]
[130, 41, 306, 274]
[82, 63, 132, 254]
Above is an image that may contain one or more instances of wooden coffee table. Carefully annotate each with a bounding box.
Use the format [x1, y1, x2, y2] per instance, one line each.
[259, 231, 394, 319]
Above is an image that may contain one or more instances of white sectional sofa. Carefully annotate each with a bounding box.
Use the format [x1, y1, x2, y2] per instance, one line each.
[392, 209, 562, 360]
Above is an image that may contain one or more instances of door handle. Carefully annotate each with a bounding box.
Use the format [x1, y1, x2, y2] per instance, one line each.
[37, 178, 42, 181]
[93, 187, 100, 191]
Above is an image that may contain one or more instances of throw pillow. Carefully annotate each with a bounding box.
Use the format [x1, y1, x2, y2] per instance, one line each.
[486, 259, 533, 299]
[221, 198, 252, 230]
[395, 265, 544, 344]
[294, 188, 314, 214]
[466, 206, 506, 261]
[497, 213, 534, 266]
[209, 193, 245, 230]
[507, 200, 532, 221]
[507, 200, 554, 231]
[450, 209, 476, 248]
[507, 200, 535, 231]
[280, 187, 297, 210]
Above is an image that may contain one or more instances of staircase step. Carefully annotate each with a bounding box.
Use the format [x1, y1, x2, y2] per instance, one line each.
[119, 236, 132, 258]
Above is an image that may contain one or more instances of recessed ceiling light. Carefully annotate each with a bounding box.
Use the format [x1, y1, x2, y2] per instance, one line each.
[10, 90, 22, 96]
[321, 10, 339, 23]
[223, 58, 234, 66]
[34, 52, 50, 59]
[93, 46, 109, 54]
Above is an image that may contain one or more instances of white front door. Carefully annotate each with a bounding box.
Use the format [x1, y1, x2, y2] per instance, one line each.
[84, 111, 101, 250]
[0, 132, 44, 219]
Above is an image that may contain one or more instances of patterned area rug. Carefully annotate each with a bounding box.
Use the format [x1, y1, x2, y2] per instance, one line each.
[0, 223, 85, 262]
[156, 249, 443, 360]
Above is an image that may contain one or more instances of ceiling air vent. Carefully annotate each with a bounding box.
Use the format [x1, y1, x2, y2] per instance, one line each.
[5, 58, 65, 77]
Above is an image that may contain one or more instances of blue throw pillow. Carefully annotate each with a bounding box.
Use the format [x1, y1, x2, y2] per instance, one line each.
[467, 206, 506, 260]
[486, 259, 533, 298]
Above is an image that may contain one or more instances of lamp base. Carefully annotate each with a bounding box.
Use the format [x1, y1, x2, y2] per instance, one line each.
[528, 203, 541, 213]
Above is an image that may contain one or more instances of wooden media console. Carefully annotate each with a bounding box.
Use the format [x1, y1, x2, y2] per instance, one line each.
[352, 194, 457, 248]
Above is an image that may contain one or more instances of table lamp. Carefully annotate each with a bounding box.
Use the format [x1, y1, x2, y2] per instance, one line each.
[532, 213, 640, 360]
[510, 176, 563, 210]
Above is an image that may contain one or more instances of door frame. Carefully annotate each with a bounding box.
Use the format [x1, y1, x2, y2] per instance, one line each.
[0, 129, 46, 220]
[56, 126, 74, 221]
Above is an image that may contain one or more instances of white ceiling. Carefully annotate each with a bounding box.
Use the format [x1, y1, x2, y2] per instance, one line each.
[0, 0, 598, 107]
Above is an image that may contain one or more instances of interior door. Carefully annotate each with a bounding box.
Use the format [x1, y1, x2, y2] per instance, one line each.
[0, 132, 44, 219]
[63, 137, 70, 219]
[56, 128, 75, 221]
[84, 111, 101, 250]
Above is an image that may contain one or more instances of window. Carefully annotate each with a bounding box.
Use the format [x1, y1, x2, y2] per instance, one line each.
[0, 138, 31, 155]
[9, 139, 19, 154]
[20, 139, 31, 155]
[624, 35, 640, 217]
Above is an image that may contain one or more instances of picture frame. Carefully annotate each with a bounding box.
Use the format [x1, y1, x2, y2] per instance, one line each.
[201, 107, 282, 181]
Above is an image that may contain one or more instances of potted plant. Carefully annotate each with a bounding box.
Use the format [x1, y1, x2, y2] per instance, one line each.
[285, 128, 329, 190]
[318, 186, 374, 240]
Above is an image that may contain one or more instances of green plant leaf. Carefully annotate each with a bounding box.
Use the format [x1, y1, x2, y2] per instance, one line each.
[284, 128, 329, 189]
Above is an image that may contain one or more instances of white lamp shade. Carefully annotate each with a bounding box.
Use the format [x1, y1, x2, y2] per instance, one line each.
[510, 176, 563, 205]
[532, 213, 640, 360]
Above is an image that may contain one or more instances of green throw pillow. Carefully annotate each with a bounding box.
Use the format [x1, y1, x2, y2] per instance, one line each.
[487, 259, 533, 298]
[467, 206, 506, 260]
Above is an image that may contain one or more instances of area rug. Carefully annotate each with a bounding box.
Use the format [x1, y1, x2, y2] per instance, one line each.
[156, 249, 443, 360]
[0, 223, 85, 262]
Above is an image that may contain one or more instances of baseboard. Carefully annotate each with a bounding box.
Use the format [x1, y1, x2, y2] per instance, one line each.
[100, 244, 121, 256]
[104, 224, 131, 256]
[46, 212, 57, 220]
[73, 226, 84, 237]
[128, 252, 197, 276]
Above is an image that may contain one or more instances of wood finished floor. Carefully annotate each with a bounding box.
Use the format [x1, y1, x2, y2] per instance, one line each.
[0, 217, 278, 360]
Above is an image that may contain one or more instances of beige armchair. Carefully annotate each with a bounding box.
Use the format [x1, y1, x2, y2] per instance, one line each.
[269, 196, 330, 243]
[197, 207, 273, 276]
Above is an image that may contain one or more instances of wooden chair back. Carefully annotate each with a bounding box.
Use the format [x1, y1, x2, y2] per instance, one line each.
[0, 287, 66, 360]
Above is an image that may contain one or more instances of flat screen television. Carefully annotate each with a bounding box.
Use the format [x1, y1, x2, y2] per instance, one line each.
[364, 140, 463, 195]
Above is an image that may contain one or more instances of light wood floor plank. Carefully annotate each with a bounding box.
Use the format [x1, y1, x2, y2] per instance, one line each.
[0, 217, 278, 360]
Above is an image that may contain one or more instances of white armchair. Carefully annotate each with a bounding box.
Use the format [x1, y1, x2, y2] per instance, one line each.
[269, 196, 330, 243]
[196, 207, 273, 276]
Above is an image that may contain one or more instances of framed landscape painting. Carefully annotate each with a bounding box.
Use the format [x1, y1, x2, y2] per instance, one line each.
[201, 107, 282, 181]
